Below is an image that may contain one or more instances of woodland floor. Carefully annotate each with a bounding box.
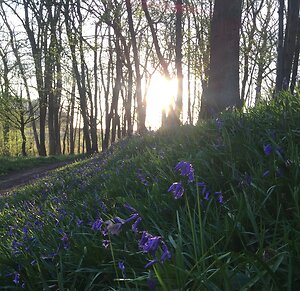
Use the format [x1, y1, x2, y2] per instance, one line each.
[0, 160, 75, 195]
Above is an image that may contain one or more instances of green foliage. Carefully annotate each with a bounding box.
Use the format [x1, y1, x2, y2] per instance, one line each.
[0, 93, 299, 290]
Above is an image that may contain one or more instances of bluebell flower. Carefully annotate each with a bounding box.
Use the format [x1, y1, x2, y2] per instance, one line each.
[263, 170, 270, 177]
[61, 233, 70, 250]
[132, 217, 142, 233]
[144, 259, 158, 268]
[124, 213, 139, 224]
[263, 144, 272, 156]
[215, 192, 223, 204]
[118, 261, 126, 278]
[123, 202, 138, 213]
[102, 239, 110, 248]
[168, 182, 184, 199]
[204, 191, 210, 200]
[113, 217, 125, 224]
[76, 219, 83, 226]
[139, 231, 151, 248]
[92, 218, 103, 231]
[13, 272, 20, 284]
[175, 161, 195, 182]
[160, 242, 171, 263]
[142, 236, 161, 256]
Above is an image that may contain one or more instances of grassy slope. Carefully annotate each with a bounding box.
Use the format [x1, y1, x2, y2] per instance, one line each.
[0, 94, 299, 290]
[0, 154, 88, 176]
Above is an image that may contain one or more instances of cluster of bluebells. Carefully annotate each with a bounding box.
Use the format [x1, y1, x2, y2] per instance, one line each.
[0, 143, 172, 288]
[0, 154, 116, 287]
[168, 161, 194, 199]
[168, 161, 223, 204]
[90, 202, 171, 271]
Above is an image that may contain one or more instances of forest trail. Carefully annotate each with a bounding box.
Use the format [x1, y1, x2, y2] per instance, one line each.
[0, 160, 75, 196]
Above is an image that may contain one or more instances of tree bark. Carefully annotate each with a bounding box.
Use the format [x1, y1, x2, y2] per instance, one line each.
[175, 0, 183, 124]
[125, 0, 146, 133]
[204, 0, 242, 116]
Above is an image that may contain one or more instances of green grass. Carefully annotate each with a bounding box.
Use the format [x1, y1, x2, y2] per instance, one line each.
[0, 154, 88, 176]
[0, 93, 299, 290]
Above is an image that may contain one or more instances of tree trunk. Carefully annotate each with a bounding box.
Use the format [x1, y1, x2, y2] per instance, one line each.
[64, 0, 92, 154]
[174, 0, 183, 124]
[126, 0, 146, 133]
[290, 17, 300, 94]
[204, 0, 242, 116]
[70, 77, 76, 155]
[20, 115, 27, 157]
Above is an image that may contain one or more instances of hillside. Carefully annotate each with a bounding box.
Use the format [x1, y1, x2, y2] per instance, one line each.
[0, 94, 299, 290]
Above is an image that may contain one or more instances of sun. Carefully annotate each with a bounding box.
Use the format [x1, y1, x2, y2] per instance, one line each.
[145, 74, 177, 130]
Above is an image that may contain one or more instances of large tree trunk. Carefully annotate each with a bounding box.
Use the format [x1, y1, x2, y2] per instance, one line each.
[282, 0, 300, 89]
[204, 0, 242, 116]
[276, 0, 300, 92]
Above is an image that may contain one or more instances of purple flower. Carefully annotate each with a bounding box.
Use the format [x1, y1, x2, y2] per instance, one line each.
[204, 191, 210, 200]
[263, 170, 270, 177]
[118, 261, 126, 277]
[141, 236, 161, 256]
[61, 233, 70, 250]
[168, 182, 184, 199]
[263, 144, 272, 156]
[76, 219, 83, 226]
[123, 202, 138, 213]
[102, 239, 110, 248]
[197, 182, 206, 187]
[13, 272, 20, 284]
[175, 161, 195, 182]
[139, 231, 151, 248]
[215, 192, 223, 204]
[132, 217, 142, 233]
[144, 259, 158, 268]
[124, 213, 139, 224]
[91, 218, 103, 231]
[160, 242, 171, 263]
[113, 217, 125, 224]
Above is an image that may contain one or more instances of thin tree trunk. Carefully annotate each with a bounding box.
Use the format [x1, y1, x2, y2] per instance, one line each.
[125, 0, 146, 133]
[175, 0, 183, 124]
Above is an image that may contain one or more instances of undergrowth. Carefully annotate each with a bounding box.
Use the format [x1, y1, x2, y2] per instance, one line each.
[0, 93, 299, 290]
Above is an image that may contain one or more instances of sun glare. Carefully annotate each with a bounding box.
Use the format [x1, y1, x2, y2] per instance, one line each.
[146, 74, 177, 130]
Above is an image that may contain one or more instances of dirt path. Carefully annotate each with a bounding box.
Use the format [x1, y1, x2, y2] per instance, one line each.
[0, 160, 75, 195]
